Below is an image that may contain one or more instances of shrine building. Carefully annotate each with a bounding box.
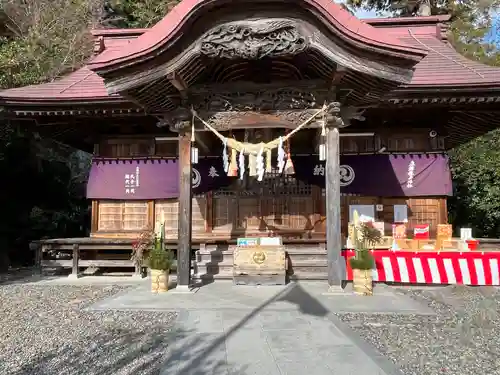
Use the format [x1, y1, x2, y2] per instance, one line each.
[2, 0, 500, 287]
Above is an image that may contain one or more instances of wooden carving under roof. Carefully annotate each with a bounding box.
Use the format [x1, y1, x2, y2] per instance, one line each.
[199, 19, 309, 60]
[103, 15, 420, 111]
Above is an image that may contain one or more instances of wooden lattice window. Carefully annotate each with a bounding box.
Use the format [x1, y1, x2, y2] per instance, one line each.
[341, 136, 374, 153]
[97, 201, 149, 231]
[388, 137, 416, 152]
[155, 200, 179, 233]
[155, 197, 207, 235]
[155, 139, 178, 156]
[407, 198, 440, 236]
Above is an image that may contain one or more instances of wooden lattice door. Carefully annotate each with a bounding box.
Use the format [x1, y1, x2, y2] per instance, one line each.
[212, 170, 314, 235]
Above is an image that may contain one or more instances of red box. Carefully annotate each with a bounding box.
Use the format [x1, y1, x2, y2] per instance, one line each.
[414, 225, 430, 240]
[466, 239, 479, 251]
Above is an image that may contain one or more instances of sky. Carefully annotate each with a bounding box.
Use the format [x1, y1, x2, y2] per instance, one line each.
[353, 8, 379, 18]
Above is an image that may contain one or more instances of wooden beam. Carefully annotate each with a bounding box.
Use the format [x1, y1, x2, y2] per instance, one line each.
[42, 259, 135, 268]
[91, 201, 99, 233]
[167, 71, 188, 99]
[177, 131, 193, 288]
[205, 191, 213, 233]
[325, 104, 343, 289]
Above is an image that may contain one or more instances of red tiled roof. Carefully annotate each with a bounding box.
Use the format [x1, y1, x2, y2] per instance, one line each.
[1, 15, 499, 103]
[395, 31, 500, 86]
[0, 67, 112, 102]
[0, 33, 136, 102]
[88, 0, 426, 71]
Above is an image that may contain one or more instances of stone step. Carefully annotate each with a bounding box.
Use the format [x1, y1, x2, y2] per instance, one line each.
[195, 260, 328, 279]
[195, 259, 327, 267]
[193, 271, 328, 281]
[194, 244, 329, 283]
[288, 253, 327, 262]
[196, 249, 327, 263]
[199, 246, 326, 253]
[289, 272, 328, 280]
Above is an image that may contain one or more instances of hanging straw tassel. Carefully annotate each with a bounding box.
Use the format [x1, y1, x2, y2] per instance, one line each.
[256, 147, 265, 181]
[318, 115, 327, 161]
[277, 137, 285, 174]
[319, 143, 326, 161]
[228, 148, 238, 177]
[222, 138, 229, 173]
[238, 149, 245, 180]
[249, 153, 257, 176]
[191, 109, 199, 164]
[284, 152, 295, 175]
[265, 149, 272, 173]
[284, 136, 295, 175]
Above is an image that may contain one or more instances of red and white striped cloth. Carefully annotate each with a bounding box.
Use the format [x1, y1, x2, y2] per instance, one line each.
[342, 250, 500, 286]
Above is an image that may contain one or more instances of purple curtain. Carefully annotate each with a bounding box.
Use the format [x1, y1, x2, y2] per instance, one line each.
[86, 158, 232, 200]
[292, 154, 452, 197]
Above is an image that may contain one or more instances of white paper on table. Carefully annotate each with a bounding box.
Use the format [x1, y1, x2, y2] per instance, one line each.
[259, 237, 282, 246]
[372, 221, 385, 236]
[460, 228, 473, 240]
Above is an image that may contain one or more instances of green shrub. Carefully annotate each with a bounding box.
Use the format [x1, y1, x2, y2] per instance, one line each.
[350, 220, 380, 270]
[146, 238, 174, 271]
[349, 249, 374, 270]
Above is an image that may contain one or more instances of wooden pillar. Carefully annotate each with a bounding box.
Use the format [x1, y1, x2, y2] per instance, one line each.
[70, 244, 80, 279]
[325, 111, 343, 288]
[178, 132, 192, 287]
[29, 242, 42, 274]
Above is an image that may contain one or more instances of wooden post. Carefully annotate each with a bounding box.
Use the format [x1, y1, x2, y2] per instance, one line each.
[325, 116, 343, 289]
[70, 244, 80, 279]
[29, 242, 42, 274]
[177, 131, 192, 288]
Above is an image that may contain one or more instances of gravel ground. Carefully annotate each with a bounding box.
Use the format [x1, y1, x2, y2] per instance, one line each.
[0, 282, 178, 375]
[338, 285, 500, 375]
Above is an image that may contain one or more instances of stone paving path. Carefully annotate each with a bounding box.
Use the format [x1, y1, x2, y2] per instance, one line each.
[89, 281, 435, 375]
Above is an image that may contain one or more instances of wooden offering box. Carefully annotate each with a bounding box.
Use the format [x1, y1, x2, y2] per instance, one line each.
[233, 237, 286, 285]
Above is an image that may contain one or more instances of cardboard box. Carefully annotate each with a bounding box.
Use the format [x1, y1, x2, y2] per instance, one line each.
[396, 239, 419, 250]
[392, 224, 407, 239]
[437, 224, 452, 240]
[440, 239, 461, 251]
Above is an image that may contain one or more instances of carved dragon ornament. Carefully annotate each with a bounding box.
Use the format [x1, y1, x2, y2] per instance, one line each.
[199, 19, 309, 60]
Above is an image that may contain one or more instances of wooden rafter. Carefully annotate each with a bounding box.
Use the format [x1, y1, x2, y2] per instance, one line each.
[167, 71, 189, 99]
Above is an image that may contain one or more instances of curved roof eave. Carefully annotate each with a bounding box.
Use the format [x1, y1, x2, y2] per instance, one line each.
[88, 0, 427, 74]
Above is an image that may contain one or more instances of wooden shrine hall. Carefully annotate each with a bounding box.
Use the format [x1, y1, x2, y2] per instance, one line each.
[2, 0, 500, 287]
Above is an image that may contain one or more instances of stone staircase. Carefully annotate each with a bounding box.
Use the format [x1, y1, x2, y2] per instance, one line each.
[193, 243, 328, 282]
